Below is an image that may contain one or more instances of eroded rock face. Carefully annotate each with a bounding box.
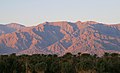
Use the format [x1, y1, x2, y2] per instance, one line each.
[0, 23, 25, 35]
[0, 21, 120, 56]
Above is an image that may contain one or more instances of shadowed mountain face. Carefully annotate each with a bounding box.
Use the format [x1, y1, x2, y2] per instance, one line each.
[0, 21, 120, 56]
[0, 23, 25, 35]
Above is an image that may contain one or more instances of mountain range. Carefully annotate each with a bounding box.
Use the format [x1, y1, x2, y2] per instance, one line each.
[0, 21, 120, 56]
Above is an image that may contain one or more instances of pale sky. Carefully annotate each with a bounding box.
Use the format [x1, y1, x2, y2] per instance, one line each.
[0, 0, 120, 26]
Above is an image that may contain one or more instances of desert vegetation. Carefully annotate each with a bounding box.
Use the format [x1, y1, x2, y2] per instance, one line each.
[0, 52, 120, 73]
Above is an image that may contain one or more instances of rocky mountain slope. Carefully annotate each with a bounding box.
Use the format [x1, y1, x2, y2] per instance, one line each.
[0, 21, 120, 56]
[0, 23, 25, 35]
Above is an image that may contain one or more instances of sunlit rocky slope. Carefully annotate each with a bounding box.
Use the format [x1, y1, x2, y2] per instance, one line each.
[0, 21, 120, 56]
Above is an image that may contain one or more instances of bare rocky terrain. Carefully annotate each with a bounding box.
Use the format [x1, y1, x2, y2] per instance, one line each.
[0, 21, 120, 56]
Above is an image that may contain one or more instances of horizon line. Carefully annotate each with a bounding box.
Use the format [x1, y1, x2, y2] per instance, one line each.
[0, 20, 120, 26]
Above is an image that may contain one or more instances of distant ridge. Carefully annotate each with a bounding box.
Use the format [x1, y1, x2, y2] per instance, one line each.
[0, 21, 120, 56]
[0, 23, 25, 35]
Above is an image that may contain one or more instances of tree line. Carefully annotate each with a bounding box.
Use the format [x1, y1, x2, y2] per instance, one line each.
[0, 52, 120, 73]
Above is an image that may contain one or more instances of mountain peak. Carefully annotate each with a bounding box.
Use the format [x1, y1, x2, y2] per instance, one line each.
[76, 21, 82, 23]
[6, 23, 25, 30]
[83, 21, 99, 24]
[7, 23, 25, 27]
[0, 21, 120, 56]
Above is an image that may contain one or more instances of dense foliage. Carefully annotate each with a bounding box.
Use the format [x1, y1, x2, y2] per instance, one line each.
[0, 52, 120, 73]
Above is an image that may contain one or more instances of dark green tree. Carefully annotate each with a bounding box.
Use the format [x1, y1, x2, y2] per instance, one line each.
[60, 62, 75, 73]
[35, 62, 47, 73]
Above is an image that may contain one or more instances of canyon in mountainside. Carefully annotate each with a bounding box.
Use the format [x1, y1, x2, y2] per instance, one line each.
[0, 21, 120, 56]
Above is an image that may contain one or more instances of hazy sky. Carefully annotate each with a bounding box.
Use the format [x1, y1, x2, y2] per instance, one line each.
[0, 0, 120, 26]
